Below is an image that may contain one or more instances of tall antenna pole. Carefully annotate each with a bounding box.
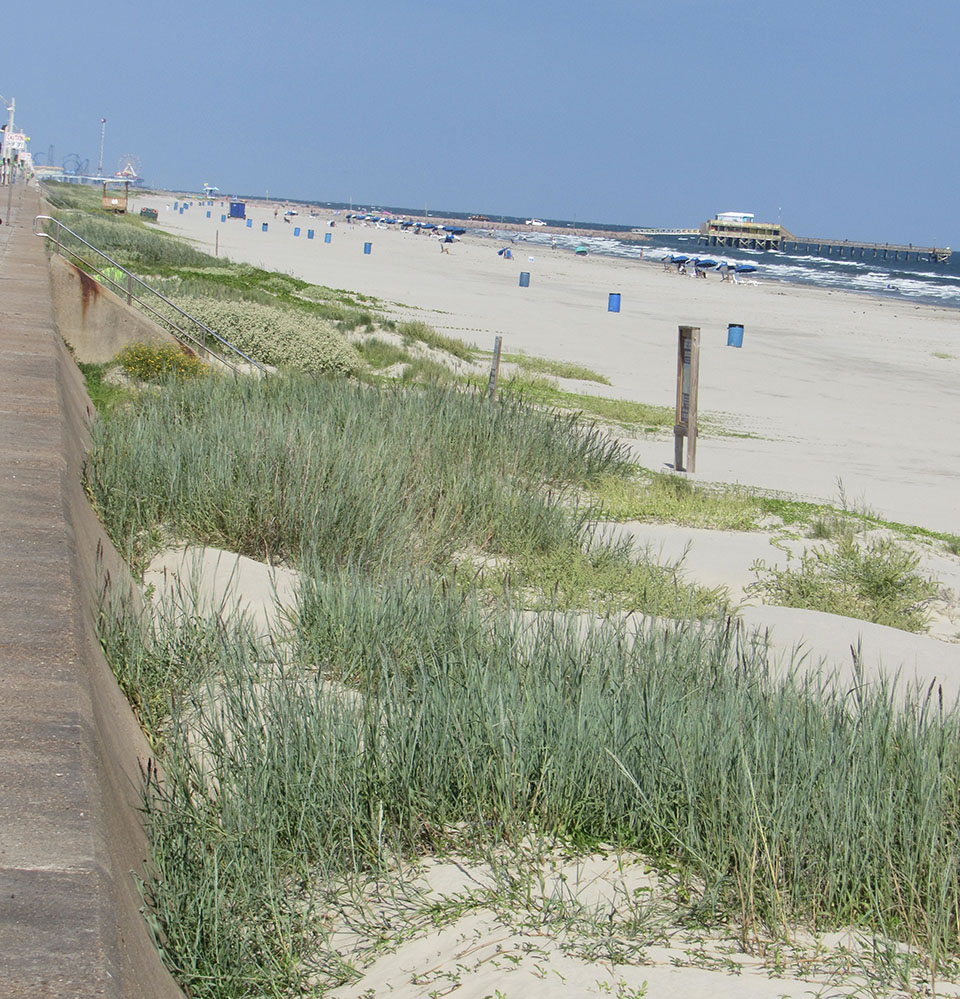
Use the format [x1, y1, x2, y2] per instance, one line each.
[1, 96, 14, 187]
[98, 117, 106, 176]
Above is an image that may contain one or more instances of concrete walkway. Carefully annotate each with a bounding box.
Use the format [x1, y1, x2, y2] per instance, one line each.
[0, 186, 180, 996]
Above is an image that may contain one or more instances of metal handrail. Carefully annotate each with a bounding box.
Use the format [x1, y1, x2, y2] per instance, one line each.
[33, 215, 265, 374]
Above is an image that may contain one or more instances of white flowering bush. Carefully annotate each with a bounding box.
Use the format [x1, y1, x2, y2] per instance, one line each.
[168, 296, 362, 376]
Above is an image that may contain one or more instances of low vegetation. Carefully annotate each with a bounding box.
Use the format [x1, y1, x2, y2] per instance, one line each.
[157, 296, 362, 376]
[49, 183, 960, 996]
[116, 341, 210, 382]
[749, 532, 938, 632]
[99, 566, 960, 997]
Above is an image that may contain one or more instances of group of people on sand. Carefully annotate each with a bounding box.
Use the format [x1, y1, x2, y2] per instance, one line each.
[664, 256, 744, 283]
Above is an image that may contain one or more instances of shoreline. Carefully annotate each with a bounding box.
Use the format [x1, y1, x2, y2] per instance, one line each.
[159, 189, 960, 313]
[135, 190, 960, 535]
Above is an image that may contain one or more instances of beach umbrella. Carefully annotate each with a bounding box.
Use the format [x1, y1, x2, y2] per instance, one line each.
[735, 263, 758, 273]
[694, 258, 718, 268]
[670, 254, 689, 263]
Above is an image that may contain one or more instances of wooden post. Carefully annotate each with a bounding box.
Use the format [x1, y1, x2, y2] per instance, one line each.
[215, 229, 219, 257]
[488, 335, 503, 401]
[674, 326, 701, 472]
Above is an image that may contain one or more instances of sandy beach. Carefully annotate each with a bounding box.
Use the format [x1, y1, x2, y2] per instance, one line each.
[139, 193, 959, 537]
[121, 194, 960, 997]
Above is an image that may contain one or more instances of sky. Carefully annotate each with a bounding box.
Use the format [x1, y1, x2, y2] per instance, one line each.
[3, 0, 958, 245]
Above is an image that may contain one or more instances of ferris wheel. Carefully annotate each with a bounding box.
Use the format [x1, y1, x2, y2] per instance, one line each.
[115, 153, 141, 179]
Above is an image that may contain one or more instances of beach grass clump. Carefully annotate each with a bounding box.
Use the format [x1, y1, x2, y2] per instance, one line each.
[84, 374, 633, 574]
[476, 540, 726, 617]
[354, 336, 413, 370]
[749, 533, 938, 631]
[493, 375, 675, 431]
[42, 180, 108, 212]
[399, 357, 457, 384]
[116, 342, 210, 383]
[48, 210, 217, 271]
[161, 296, 362, 376]
[399, 320, 475, 361]
[503, 349, 611, 385]
[98, 583, 960, 996]
[588, 468, 764, 531]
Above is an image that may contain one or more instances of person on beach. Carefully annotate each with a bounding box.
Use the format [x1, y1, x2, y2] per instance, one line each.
[440, 233, 454, 253]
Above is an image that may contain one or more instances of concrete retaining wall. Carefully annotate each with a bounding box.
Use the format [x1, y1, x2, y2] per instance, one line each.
[0, 187, 183, 997]
[47, 253, 177, 363]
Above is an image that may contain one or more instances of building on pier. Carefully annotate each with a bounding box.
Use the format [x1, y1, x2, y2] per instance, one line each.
[697, 212, 950, 264]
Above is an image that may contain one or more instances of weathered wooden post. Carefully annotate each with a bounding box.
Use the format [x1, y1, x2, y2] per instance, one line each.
[674, 325, 700, 472]
[488, 335, 503, 401]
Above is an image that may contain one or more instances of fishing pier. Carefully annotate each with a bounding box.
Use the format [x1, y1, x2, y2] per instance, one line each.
[696, 216, 951, 264]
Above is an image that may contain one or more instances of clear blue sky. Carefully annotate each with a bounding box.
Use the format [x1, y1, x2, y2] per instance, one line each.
[4, 1, 957, 245]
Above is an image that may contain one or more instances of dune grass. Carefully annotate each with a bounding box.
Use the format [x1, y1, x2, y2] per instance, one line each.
[68, 184, 960, 995]
[97, 571, 960, 997]
[85, 373, 721, 620]
[502, 348, 612, 384]
[588, 468, 765, 531]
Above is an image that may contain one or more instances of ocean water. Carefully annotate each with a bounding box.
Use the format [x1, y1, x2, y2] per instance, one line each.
[314, 200, 960, 310]
[478, 225, 960, 311]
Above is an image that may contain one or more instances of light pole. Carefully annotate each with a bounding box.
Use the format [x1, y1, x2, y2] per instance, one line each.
[0, 95, 13, 186]
[98, 117, 106, 177]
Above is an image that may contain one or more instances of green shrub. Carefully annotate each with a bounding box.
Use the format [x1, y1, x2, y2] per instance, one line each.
[164, 296, 362, 376]
[116, 342, 209, 382]
[749, 533, 938, 631]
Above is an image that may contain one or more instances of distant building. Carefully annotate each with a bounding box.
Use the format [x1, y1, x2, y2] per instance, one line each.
[715, 211, 755, 224]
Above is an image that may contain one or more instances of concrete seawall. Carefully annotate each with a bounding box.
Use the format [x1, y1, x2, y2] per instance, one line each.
[0, 186, 182, 996]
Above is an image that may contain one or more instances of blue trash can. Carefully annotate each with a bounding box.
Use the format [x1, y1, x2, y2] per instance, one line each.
[364, 242, 372, 254]
[324, 232, 332, 244]
[294, 226, 300, 236]
[307, 229, 314, 239]
[246, 219, 252, 228]
[262, 222, 268, 232]
[221, 214, 226, 222]
[519, 271, 530, 287]
[727, 323, 744, 348]
[608, 293, 621, 313]
[206, 210, 211, 218]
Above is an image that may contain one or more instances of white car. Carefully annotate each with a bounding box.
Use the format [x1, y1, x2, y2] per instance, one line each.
[525, 218, 547, 226]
